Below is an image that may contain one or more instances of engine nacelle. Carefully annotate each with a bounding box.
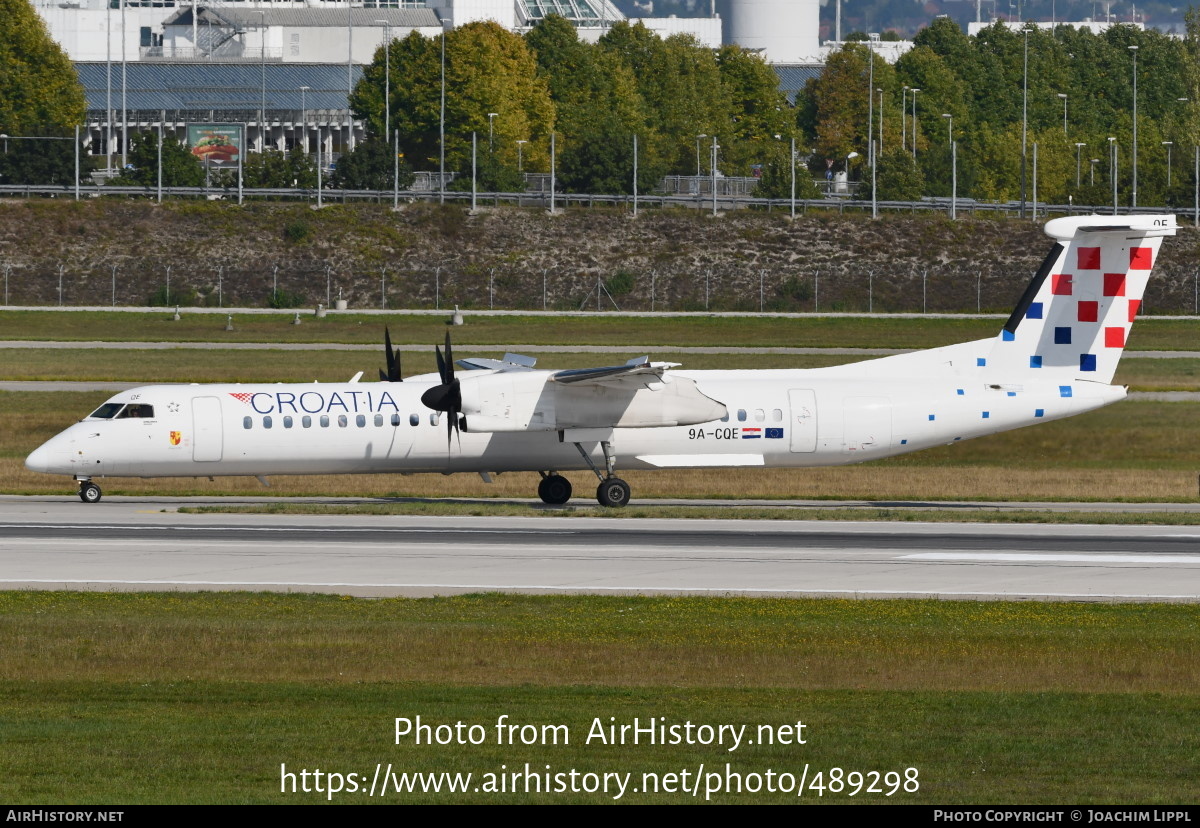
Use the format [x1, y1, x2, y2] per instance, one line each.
[456, 371, 726, 433]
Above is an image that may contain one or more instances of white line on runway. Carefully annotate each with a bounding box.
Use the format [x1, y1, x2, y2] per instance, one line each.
[0, 578, 1196, 600]
[902, 552, 1200, 564]
[0, 524, 576, 535]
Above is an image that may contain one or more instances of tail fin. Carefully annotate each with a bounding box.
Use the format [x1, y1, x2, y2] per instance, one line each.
[982, 214, 1177, 384]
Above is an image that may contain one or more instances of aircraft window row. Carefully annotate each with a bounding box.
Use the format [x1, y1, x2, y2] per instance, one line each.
[720, 408, 784, 424]
[242, 413, 438, 430]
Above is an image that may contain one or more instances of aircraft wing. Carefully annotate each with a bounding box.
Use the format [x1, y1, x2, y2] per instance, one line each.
[550, 357, 682, 386]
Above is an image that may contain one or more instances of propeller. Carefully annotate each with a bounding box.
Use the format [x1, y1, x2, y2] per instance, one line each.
[378, 326, 403, 382]
[420, 331, 463, 445]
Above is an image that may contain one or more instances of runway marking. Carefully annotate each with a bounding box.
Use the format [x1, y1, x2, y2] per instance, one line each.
[902, 552, 1200, 564]
[0, 578, 1195, 601]
[0, 524, 575, 536]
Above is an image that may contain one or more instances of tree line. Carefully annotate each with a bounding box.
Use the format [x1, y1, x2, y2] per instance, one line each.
[8, 0, 1200, 207]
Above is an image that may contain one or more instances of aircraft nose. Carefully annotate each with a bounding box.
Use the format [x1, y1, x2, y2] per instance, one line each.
[25, 439, 67, 475]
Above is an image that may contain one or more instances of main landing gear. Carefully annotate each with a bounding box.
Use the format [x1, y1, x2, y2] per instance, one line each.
[77, 478, 102, 504]
[536, 441, 632, 508]
[537, 473, 572, 505]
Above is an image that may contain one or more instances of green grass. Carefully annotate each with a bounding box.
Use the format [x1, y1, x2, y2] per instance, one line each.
[5, 310, 1200, 350]
[1, 592, 1198, 803]
[4, 347, 1199, 391]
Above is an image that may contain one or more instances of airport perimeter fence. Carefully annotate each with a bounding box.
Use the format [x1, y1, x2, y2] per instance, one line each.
[7, 257, 1200, 316]
[3, 182, 1196, 224]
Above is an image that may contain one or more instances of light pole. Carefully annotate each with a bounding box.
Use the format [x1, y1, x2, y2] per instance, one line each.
[1164, 141, 1174, 190]
[1021, 24, 1030, 218]
[1058, 93, 1068, 135]
[516, 139, 527, 171]
[299, 86, 309, 154]
[376, 20, 390, 137]
[867, 35, 875, 189]
[943, 114, 955, 219]
[877, 87, 884, 155]
[439, 16, 451, 205]
[1074, 142, 1085, 187]
[901, 86, 908, 152]
[258, 10, 267, 152]
[910, 88, 920, 160]
[711, 135, 719, 217]
[1109, 136, 1118, 214]
[488, 112, 498, 152]
[1090, 157, 1099, 186]
[1130, 44, 1139, 208]
[696, 134, 707, 177]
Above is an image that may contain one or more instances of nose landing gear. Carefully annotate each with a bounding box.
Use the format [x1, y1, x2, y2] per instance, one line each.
[77, 478, 102, 504]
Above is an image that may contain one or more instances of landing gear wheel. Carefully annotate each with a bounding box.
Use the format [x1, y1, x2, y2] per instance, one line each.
[538, 474, 572, 505]
[596, 477, 631, 508]
[78, 482, 102, 504]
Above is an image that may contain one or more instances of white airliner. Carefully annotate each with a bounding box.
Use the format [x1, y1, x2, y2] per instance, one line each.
[26, 215, 1176, 507]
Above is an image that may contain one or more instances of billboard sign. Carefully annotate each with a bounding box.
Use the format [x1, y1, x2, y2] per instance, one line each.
[187, 124, 242, 166]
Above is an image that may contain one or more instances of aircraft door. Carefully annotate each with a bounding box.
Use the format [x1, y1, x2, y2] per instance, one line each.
[191, 396, 224, 462]
[788, 389, 817, 453]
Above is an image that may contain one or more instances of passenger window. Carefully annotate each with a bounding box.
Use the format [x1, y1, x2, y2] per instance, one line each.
[755, 409, 765, 422]
[410, 414, 419, 426]
[243, 416, 252, 430]
[374, 414, 383, 427]
[302, 416, 312, 428]
[263, 416, 272, 429]
[429, 413, 438, 426]
[338, 415, 348, 428]
[320, 415, 330, 428]
[391, 413, 402, 426]
[737, 409, 747, 422]
[720, 412, 729, 423]
[356, 414, 366, 428]
[772, 409, 783, 422]
[283, 416, 293, 429]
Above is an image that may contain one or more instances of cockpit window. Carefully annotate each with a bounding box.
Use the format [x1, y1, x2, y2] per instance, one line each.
[117, 404, 154, 419]
[88, 403, 125, 419]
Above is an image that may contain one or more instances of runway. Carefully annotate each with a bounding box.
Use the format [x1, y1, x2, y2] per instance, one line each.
[2, 497, 1199, 602]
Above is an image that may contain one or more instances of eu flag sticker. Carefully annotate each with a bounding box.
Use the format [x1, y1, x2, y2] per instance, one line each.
[765, 428, 784, 439]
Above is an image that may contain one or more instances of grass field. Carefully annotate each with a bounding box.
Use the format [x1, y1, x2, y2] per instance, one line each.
[4, 309, 1200, 350]
[6, 347, 1200, 392]
[1, 592, 1197, 804]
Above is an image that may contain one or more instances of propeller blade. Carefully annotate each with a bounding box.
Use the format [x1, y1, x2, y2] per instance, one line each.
[380, 326, 402, 382]
[422, 331, 463, 449]
[434, 343, 447, 383]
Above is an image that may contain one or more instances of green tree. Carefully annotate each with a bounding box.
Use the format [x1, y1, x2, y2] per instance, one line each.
[329, 137, 414, 190]
[600, 23, 731, 174]
[527, 15, 663, 194]
[351, 21, 554, 177]
[755, 149, 822, 200]
[862, 148, 926, 201]
[241, 147, 318, 189]
[0, 0, 86, 134]
[0, 132, 86, 185]
[716, 45, 797, 176]
[111, 133, 204, 187]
